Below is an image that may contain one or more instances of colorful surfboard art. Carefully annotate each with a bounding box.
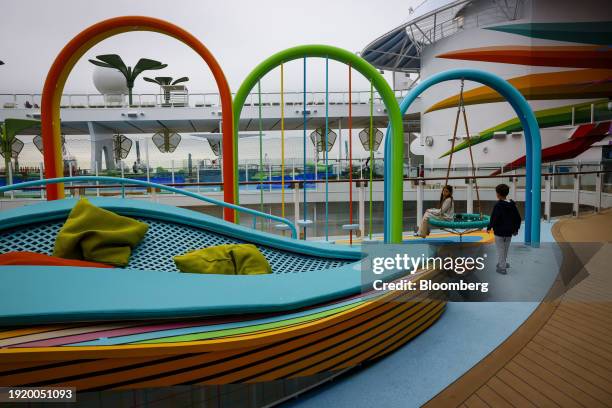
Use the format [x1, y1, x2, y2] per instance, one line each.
[426, 69, 612, 113]
[437, 45, 612, 69]
[440, 99, 612, 157]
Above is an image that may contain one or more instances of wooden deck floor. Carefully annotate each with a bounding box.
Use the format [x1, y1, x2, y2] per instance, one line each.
[425, 210, 612, 408]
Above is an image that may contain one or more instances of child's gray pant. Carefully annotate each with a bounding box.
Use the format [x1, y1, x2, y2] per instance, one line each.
[495, 236, 512, 270]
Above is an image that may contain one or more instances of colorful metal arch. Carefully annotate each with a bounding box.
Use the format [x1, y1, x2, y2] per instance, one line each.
[384, 69, 541, 245]
[233, 45, 405, 243]
[40, 16, 236, 221]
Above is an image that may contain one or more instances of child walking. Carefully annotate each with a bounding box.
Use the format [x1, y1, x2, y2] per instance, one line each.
[487, 184, 521, 274]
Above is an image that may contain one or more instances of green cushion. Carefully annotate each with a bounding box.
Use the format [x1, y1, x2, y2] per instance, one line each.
[53, 198, 148, 266]
[174, 244, 272, 275]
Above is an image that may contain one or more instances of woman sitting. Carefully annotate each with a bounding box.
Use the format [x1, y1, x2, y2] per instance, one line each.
[417, 185, 454, 237]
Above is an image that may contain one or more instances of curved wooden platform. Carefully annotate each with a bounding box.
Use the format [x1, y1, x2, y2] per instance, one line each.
[424, 210, 612, 407]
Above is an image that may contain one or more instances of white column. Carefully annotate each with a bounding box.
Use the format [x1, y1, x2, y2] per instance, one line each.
[466, 179, 473, 214]
[39, 162, 44, 200]
[95, 162, 100, 197]
[595, 170, 602, 213]
[268, 161, 272, 192]
[120, 161, 125, 198]
[573, 173, 579, 217]
[196, 164, 200, 193]
[544, 175, 551, 222]
[293, 184, 300, 231]
[358, 183, 365, 238]
[512, 175, 518, 201]
[7, 165, 14, 199]
[144, 138, 150, 185]
[68, 163, 73, 197]
[416, 180, 423, 227]
[171, 160, 175, 184]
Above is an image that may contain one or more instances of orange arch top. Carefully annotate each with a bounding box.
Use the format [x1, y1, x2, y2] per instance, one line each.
[41, 16, 235, 221]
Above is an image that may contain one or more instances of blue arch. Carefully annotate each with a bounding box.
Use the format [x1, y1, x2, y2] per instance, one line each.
[383, 68, 541, 245]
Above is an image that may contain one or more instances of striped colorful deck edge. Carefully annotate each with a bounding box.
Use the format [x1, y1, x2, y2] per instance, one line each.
[0, 269, 445, 391]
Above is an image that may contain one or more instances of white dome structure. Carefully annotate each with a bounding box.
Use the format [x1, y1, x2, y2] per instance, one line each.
[92, 65, 127, 105]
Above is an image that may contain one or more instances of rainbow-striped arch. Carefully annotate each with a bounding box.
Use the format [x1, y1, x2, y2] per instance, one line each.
[233, 45, 406, 243]
[40, 16, 236, 221]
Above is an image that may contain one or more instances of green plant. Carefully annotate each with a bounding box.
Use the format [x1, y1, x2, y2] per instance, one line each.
[143, 76, 189, 104]
[89, 54, 167, 105]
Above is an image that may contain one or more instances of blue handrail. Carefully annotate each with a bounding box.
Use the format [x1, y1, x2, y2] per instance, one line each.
[0, 176, 298, 238]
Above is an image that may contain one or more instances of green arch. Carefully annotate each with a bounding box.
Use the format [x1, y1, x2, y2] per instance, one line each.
[233, 44, 405, 243]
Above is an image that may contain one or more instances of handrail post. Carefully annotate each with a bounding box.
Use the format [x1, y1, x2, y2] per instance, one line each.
[544, 175, 551, 221]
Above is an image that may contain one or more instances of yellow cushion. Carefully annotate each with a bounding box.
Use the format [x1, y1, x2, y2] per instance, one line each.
[229, 244, 272, 275]
[174, 244, 236, 275]
[53, 198, 148, 267]
[174, 244, 271, 275]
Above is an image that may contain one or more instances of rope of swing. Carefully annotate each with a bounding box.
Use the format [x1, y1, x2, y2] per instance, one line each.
[444, 79, 483, 218]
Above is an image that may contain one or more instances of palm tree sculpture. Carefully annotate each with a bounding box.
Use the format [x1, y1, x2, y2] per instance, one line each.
[89, 54, 167, 105]
[1, 118, 40, 185]
[143, 76, 189, 104]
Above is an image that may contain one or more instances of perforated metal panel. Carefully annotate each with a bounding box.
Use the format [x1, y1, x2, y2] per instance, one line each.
[0, 218, 354, 273]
